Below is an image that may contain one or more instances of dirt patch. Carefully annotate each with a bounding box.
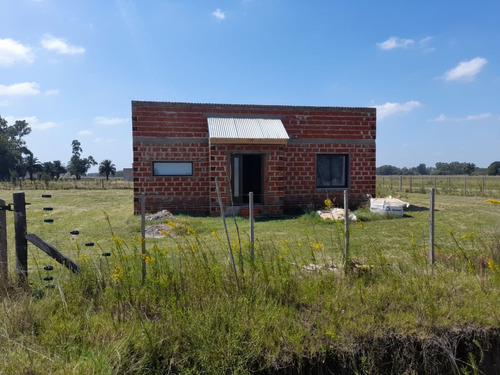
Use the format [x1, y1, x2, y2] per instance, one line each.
[145, 224, 171, 238]
[144, 210, 175, 238]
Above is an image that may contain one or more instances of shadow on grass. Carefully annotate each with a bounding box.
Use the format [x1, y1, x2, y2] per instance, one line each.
[406, 205, 431, 212]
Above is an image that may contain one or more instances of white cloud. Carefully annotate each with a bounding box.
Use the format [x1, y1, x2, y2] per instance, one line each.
[374, 101, 422, 121]
[443, 57, 487, 82]
[0, 38, 34, 67]
[93, 116, 129, 126]
[41, 35, 85, 55]
[44, 89, 59, 96]
[0, 82, 40, 96]
[429, 113, 493, 122]
[377, 36, 414, 50]
[78, 130, 92, 136]
[419, 36, 435, 53]
[6, 115, 58, 130]
[212, 9, 226, 21]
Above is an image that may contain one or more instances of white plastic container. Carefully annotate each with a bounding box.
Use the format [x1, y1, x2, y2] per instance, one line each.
[369, 196, 409, 217]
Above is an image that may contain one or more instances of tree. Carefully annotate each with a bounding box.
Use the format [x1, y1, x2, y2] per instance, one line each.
[416, 163, 428, 175]
[42, 160, 67, 180]
[24, 153, 42, 181]
[463, 162, 476, 176]
[487, 161, 500, 176]
[376, 165, 401, 175]
[52, 160, 67, 180]
[98, 159, 116, 180]
[0, 116, 32, 181]
[67, 140, 97, 180]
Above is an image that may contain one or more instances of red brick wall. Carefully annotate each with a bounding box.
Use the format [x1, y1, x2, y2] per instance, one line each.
[132, 101, 376, 215]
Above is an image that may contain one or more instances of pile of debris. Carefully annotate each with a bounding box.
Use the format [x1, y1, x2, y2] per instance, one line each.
[144, 210, 175, 238]
[146, 209, 174, 221]
[317, 208, 357, 221]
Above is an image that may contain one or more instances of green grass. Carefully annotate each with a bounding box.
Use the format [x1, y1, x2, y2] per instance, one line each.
[1, 188, 500, 373]
[377, 175, 500, 197]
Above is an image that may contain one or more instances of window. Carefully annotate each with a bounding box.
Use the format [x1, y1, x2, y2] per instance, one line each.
[153, 162, 193, 176]
[316, 154, 348, 188]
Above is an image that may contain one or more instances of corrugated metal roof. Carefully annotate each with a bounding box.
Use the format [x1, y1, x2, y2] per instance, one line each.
[207, 118, 289, 144]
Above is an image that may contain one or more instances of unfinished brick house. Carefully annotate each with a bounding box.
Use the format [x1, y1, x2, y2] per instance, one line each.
[132, 101, 376, 216]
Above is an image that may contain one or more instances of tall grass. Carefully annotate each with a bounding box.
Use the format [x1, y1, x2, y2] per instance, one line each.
[1, 189, 500, 373]
[1, 206, 500, 374]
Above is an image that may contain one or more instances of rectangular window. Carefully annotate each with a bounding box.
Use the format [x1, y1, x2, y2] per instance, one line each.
[316, 154, 348, 188]
[153, 162, 193, 176]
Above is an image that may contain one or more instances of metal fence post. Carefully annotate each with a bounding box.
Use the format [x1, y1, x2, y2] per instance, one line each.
[249, 192, 255, 262]
[141, 194, 146, 285]
[344, 190, 349, 275]
[429, 188, 435, 266]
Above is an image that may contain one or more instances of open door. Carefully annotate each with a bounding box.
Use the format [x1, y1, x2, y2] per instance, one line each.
[232, 154, 263, 204]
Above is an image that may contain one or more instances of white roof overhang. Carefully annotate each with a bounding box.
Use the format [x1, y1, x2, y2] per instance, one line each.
[207, 117, 289, 145]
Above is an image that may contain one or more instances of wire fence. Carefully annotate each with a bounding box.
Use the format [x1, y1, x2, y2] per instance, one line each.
[0, 178, 133, 191]
[377, 175, 500, 197]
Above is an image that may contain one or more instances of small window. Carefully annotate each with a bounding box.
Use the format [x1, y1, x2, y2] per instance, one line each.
[153, 162, 193, 176]
[316, 154, 348, 188]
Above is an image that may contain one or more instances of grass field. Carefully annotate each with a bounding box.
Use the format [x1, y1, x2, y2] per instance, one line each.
[2, 188, 498, 270]
[1, 188, 500, 374]
[377, 175, 500, 198]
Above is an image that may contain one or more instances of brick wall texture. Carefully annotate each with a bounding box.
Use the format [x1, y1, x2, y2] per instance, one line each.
[132, 101, 376, 216]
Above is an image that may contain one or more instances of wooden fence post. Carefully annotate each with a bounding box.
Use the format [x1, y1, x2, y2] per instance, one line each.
[0, 198, 7, 281]
[13, 192, 28, 284]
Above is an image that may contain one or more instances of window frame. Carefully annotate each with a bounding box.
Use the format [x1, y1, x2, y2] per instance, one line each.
[315, 154, 349, 189]
[152, 161, 193, 177]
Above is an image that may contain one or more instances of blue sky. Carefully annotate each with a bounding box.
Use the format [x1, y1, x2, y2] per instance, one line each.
[1, 0, 499, 171]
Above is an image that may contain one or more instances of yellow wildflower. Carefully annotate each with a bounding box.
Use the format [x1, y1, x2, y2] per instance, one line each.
[80, 253, 89, 262]
[324, 198, 333, 211]
[488, 258, 498, 271]
[461, 232, 475, 240]
[141, 254, 155, 265]
[485, 199, 500, 205]
[312, 241, 323, 251]
[112, 263, 122, 282]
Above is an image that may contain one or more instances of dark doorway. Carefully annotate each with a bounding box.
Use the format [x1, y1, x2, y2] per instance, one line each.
[232, 154, 263, 204]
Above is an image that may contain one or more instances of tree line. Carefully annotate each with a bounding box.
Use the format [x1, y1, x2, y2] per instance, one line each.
[377, 161, 500, 176]
[1, 116, 117, 183]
